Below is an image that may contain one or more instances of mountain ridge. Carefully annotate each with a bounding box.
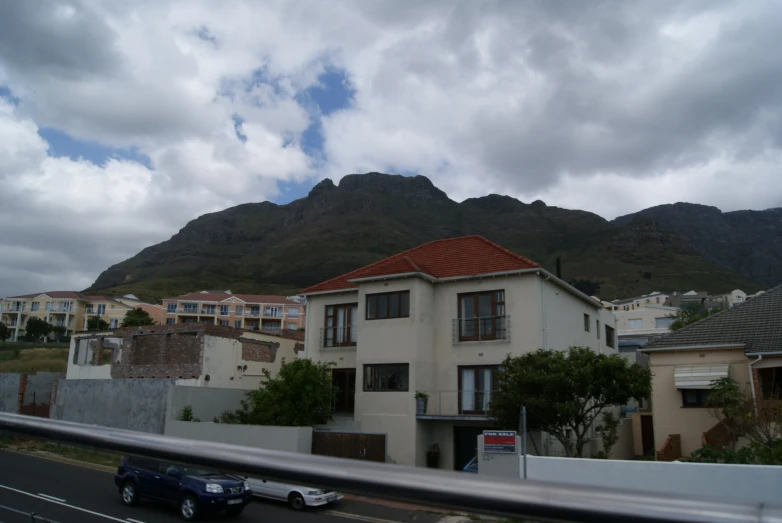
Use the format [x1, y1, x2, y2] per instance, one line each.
[87, 173, 776, 302]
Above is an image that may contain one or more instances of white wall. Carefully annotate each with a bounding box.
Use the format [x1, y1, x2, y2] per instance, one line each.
[66, 363, 111, 380]
[522, 455, 782, 504]
[165, 421, 312, 454]
[614, 306, 678, 335]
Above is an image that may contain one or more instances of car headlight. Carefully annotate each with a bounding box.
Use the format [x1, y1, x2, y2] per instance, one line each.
[206, 483, 224, 494]
[307, 490, 324, 496]
[244, 481, 250, 491]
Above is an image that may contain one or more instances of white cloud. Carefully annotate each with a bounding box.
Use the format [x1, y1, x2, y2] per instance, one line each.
[0, 0, 781, 296]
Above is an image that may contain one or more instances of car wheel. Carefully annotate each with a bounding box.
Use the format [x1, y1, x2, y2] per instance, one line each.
[288, 492, 306, 510]
[180, 495, 199, 521]
[120, 481, 139, 506]
[227, 506, 244, 518]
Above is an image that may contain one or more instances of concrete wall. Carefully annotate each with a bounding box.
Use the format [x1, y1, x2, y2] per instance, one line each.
[648, 347, 750, 457]
[165, 421, 312, 454]
[23, 372, 65, 404]
[523, 455, 782, 504]
[165, 385, 247, 428]
[0, 374, 21, 413]
[52, 379, 174, 433]
[615, 306, 678, 336]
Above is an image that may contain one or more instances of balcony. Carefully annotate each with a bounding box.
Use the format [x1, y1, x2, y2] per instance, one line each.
[453, 315, 510, 344]
[178, 308, 199, 315]
[263, 309, 284, 318]
[4, 306, 24, 313]
[245, 309, 261, 317]
[200, 308, 217, 316]
[415, 390, 497, 421]
[320, 325, 357, 349]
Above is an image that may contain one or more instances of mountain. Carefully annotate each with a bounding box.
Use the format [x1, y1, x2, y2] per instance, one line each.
[613, 203, 782, 287]
[88, 173, 766, 302]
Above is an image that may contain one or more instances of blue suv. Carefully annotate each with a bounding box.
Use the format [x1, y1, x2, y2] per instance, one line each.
[115, 456, 252, 520]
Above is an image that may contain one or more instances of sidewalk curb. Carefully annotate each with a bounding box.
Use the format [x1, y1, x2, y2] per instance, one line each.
[2, 447, 116, 473]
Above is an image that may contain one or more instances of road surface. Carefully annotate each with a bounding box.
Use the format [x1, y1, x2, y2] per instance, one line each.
[0, 450, 446, 523]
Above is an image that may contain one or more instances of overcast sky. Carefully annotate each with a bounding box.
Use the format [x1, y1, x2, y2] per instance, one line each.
[1, 0, 781, 298]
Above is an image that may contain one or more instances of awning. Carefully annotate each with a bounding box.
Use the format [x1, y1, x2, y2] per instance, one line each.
[674, 364, 729, 389]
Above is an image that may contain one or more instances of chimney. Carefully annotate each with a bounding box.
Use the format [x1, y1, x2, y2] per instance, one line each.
[555, 257, 562, 279]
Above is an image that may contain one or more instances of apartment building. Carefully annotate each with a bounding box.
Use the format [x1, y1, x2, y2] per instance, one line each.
[1, 292, 134, 341]
[602, 291, 669, 311]
[614, 304, 679, 338]
[161, 291, 305, 332]
[301, 235, 616, 469]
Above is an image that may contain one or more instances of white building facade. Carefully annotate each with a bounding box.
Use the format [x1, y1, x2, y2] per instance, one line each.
[302, 236, 617, 469]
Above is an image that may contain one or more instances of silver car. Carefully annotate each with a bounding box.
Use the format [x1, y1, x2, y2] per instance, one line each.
[243, 476, 343, 510]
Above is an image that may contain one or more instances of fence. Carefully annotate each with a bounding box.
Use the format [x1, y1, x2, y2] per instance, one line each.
[522, 455, 782, 505]
[1, 412, 780, 523]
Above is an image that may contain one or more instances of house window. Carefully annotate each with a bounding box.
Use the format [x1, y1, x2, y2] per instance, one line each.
[596, 320, 600, 339]
[605, 325, 615, 348]
[584, 313, 590, 332]
[220, 305, 230, 316]
[288, 307, 299, 318]
[109, 319, 119, 328]
[758, 367, 782, 400]
[183, 303, 198, 314]
[45, 302, 52, 312]
[167, 303, 177, 313]
[166, 318, 175, 325]
[30, 302, 39, 312]
[655, 317, 675, 330]
[366, 291, 410, 320]
[220, 320, 229, 326]
[97, 304, 106, 315]
[682, 389, 711, 407]
[324, 303, 358, 347]
[458, 290, 506, 341]
[363, 364, 409, 391]
[203, 305, 216, 315]
[627, 319, 643, 329]
[249, 306, 260, 316]
[459, 365, 499, 413]
[265, 306, 282, 317]
[235, 305, 244, 316]
[287, 322, 297, 330]
[234, 320, 242, 329]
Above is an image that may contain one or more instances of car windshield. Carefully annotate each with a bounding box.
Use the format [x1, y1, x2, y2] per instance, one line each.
[182, 467, 222, 477]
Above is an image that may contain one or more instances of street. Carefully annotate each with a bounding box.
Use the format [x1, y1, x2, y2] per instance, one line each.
[0, 450, 447, 523]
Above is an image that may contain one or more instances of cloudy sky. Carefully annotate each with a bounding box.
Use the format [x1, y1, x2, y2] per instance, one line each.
[1, 0, 781, 297]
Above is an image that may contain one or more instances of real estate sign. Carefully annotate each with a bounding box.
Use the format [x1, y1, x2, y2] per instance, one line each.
[483, 430, 517, 454]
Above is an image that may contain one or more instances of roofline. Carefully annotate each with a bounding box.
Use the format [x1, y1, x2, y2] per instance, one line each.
[537, 269, 604, 309]
[300, 288, 360, 297]
[641, 343, 746, 353]
[348, 272, 438, 284]
[745, 351, 782, 356]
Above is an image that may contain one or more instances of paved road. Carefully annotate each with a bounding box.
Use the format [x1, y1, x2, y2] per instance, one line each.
[0, 450, 445, 523]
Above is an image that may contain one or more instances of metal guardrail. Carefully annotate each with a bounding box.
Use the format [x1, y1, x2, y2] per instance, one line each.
[0, 501, 61, 522]
[1, 413, 781, 523]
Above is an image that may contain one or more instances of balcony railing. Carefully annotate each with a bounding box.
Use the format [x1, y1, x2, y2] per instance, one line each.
[453, 315, 510, 343]
[1, 413, 774, 523]
[200, 308, 217, 315]
[4, 306, 25, 313]
[178, 308, 199, 315]
[245, 309, 261, 317]
[415, 390, 498, 419]
[263, 309, 284, 318]
[320, 325, 357, 348]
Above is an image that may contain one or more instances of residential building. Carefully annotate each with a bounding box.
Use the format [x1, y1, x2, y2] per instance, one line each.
[301, 235, 617, 469]
[664, 289, 748, 311]
[614, 304, 679, 338]
[602, 292, 669, 311]
[66, 322, 304, 389]
[161, 291, 305, 332]
[642, 284, 782, 459]
[0, 292, 135, 341]
[114, 294, 167, 325]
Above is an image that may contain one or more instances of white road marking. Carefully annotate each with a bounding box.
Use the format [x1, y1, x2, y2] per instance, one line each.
[38, 493, 66, 502]
[322, 510, 405, 523]
[126, 518, 146, 523]
[0, 484, 129, 522]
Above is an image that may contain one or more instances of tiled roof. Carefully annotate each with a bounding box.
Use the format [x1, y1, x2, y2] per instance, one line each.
[645, 284, 782, 354]
[300, 235, 540, 295]
[7, 291, 87, 300]
[164, 292, 300, 305]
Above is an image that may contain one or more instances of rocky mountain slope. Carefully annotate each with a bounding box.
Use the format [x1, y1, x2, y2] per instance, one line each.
[88, 173, 767, 302]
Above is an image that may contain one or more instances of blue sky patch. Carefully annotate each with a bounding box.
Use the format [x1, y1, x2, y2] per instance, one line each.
[38, 127, 151, 168]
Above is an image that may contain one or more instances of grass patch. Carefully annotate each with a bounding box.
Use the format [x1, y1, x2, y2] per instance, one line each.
[41, 442, 121, 468]
[0, 348, 69, 373]
[0, 342, 69, 351]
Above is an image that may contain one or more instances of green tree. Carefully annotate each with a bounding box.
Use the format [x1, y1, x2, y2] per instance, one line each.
[0, 323, 9, 345]
[86, 317, 109, 331]
[226, 359, 335, 426]
[25, 318, 53, 342]
[121, 308, 156, 327]
[490, 347, 651, 457]
[668, 302, 719, 331]
[707, 377, 782, 452]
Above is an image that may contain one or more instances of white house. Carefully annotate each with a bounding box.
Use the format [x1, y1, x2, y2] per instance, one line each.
[301, 235, 617, 469]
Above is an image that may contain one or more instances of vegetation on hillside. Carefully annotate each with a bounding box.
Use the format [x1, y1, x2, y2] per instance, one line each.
[0, 347, 69, 374]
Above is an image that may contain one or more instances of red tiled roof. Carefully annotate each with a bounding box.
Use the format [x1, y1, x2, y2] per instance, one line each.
[163, 292, 300, 305]
[300, 235, 540, 295]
